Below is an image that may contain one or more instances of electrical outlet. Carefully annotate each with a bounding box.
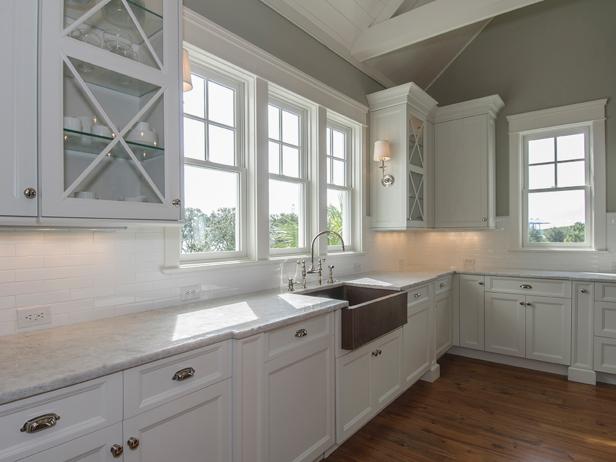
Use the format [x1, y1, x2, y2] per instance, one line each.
[17, 306, 51, 329]
[181, 284, 202, 302]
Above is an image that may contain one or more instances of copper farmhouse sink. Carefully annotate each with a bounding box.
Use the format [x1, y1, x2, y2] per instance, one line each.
[306, 285, 407, 350]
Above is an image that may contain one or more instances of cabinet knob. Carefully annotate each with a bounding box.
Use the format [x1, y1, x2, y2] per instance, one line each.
[580, 289, 589, 294]
[482, 217, 488, 222]
[478, 282, 484, 286]
[172, 198, 181, 206]
[110, 444, 124, 458]
[127, 437, 140, 450]
[295, 328, 308, 338]
[20, 413, 60, 434]
[172, 367, 196, 381]
[372, 350, 380, 357]
[23, 187, 37, 199]
[519, 301, 526, 306]
[414, 293, 422, 298]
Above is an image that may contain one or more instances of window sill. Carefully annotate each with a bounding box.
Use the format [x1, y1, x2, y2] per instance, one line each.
[162, 251, 366, 274]
[509, 247, 609, 254]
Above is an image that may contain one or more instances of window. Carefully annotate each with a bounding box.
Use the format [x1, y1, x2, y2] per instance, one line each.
[508, 99, 607, 251]
[326, 122, 352, 249]
[524, 129, 590, 247]
[182, 67, 245, 259]
[268, 99, 308, 253]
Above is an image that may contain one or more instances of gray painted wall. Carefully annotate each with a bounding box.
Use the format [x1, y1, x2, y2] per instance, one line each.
[429, 0, 615, 215]
[183, 0, 384, 104]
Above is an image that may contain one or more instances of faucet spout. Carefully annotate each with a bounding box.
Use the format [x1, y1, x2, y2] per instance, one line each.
[309, 230, 345, 272]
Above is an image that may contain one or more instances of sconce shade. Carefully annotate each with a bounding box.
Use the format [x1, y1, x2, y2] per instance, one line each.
[182, 48, 193, 92]
[373, 140, 391, 162]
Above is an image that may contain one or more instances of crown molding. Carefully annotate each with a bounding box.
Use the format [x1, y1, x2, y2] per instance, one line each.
[367, 82, 438, 119]
[434, 94, 504, 123]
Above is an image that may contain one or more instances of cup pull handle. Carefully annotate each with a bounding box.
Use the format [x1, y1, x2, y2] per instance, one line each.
[172, 367, 196, 381]
[295, 328, 308, 338]
[20, 413, 61, 434]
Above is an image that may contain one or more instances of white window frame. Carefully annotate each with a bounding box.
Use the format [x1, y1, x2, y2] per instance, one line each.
[268, 94, 311, 256]
[326, 120, 353, 251]
[180, 62, 248, 262]
[508, 99, 607, 251]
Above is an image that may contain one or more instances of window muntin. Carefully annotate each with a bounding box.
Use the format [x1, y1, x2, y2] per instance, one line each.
[182, 68, 245, 259]
[523, 127, 591, 248]
[326, 122, 352, 248]
[268, 99, 307, 253]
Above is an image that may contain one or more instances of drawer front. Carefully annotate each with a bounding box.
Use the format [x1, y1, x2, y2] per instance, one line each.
[485, 276, 571, 298]
[0, 373, 122, 462]
[595, 283, 616, 302]
[435, 276, 452, 295]
[266, 314, 331, 360]
[594, 336, 616, 374]
[594, 303, 616, 339]
[124, 341, 231, 418]
[407, 284, 430, 313]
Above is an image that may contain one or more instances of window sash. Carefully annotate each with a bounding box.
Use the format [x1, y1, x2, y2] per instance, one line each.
[326, 121, 353, 249]
[522, 127, 592, 248]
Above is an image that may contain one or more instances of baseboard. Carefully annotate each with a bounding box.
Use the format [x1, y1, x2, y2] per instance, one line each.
[596, 372, 616, 385]
[448, 347, 568, 376]
[421, 363, 440, 382]
[568, 367, 597, 385]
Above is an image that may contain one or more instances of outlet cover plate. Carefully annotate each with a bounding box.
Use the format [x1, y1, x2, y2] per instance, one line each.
[17, 306, 51, 329]
[181, 284, 202, 302]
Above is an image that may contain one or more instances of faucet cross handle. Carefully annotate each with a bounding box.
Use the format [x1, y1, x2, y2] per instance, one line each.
[327, 265, 335, 284]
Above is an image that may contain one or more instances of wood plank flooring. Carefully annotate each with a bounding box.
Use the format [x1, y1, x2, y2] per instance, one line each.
[326, 355, 616, 461]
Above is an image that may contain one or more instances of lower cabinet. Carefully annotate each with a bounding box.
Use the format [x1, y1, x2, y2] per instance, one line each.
[402, 301, 431, 386]
[435, 289, 452, 358]
[336, 329, 402, 443]
[123, 379, 231, 462]
[17, 424, 123, 462]
[485, 292, 526, 357]
[459, 274, 485, 351]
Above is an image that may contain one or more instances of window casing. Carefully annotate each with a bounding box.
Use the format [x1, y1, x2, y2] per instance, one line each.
[268, 97, 310, 255]
[326, 121, 353, 250]
[181, 64, 246, 261]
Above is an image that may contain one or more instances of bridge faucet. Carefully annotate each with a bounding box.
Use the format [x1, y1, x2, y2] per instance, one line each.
[308, 230, 346, 275]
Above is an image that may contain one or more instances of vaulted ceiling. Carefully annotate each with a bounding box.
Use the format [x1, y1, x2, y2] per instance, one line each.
[260, 0, 543, 89]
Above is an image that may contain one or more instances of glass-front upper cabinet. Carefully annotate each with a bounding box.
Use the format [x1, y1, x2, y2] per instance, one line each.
[408, 114, 425, 226]
[40, 0, 181, 220]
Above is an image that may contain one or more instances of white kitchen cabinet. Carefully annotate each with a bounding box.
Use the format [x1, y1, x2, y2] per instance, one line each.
[123, 379, 231, 462]
[434, 96, 503, 228]
[459, 274, 485, 351]
[569, 282, 595, 384]
[17, 423, 124, 462]
[39, 0, 182, 221]
[402, 300, 431, 387]
[262, 316, 335, 462]
[485, 292, 526, 358]
[0, 0, 38, 218]
[525, 296, 571, 365]
[367, 83, 438, 230]
[435, 289, 452, 358]
[336, 329, 402, 444]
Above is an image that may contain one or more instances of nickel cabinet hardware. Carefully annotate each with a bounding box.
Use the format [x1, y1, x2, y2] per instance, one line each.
[520, 284, 533, 290]
[580, 289, 589, 294]
[172, 367, 196, 382]
[172, 199, 182, 206]
[371, 349, 383, 357]
[295, 328, 308, 338]
[413, 292, 422, 298]
[20, 413, 60, 433]
[127, 437, 140, 450]
[110, 444, 124, 458]
[23, 187, 37, 199]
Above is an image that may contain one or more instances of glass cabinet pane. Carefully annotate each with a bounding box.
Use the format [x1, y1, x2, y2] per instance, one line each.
[64, 0, 163, 68]
[408, 115, 425, 224]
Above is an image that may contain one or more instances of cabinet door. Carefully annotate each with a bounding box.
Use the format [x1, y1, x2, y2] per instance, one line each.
[525, 296, 572, 365]
[459, 275, 485, 351]
[485, 293, 526, 357]
[0, 0, 38, 217]
[435, 292, 453, 358]
[18, 423, 123, 462]
[435, 115, 489, 228]
[371, 330, 402, 412]
[336, 348, 373, 444]
[263, 339, 334, 462]
[402, 303, 431, 387]
[123, 380, 231, 462]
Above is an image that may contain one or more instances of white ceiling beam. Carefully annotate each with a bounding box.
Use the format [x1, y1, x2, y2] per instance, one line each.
[372, 0, 405, 24]
[352, 0, 544, 61]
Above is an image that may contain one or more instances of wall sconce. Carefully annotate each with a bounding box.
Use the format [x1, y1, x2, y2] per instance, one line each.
[374, 140, 394, 187]
[182, 48, 193, 92]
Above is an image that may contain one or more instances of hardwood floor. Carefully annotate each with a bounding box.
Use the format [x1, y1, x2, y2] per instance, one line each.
[326, 354, 616, 462]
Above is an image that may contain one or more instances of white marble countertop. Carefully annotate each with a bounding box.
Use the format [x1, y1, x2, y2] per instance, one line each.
[0, 270, 450, 406]
[456, 268, 616, 282]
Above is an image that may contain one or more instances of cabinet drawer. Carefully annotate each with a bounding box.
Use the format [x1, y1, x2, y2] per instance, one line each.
[0, 373, 122, 462]
[124, 341, 231, 418]
[266, 313, 331, 360]
[595, 283, 616, 302]
[485, 276, 571, 298]
[594, 303, 616, 339]
[594, 337, 616, 374]
[407, 284, 430, 313]
[435, 276, 452, 295]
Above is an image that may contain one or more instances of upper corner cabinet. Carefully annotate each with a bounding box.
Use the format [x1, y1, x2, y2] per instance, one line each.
[39, 0, 182, 221]
[434, 95, 504, 229]
[368, 83, 438, 230]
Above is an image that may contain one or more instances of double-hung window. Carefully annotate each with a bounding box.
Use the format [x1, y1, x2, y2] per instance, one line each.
[268, 98, 308, 254]
[326, 122, 352, 249]
[182, 66, 246, 260]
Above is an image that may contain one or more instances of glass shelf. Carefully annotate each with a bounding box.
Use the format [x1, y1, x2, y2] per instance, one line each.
[64, 128, 164, 159]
